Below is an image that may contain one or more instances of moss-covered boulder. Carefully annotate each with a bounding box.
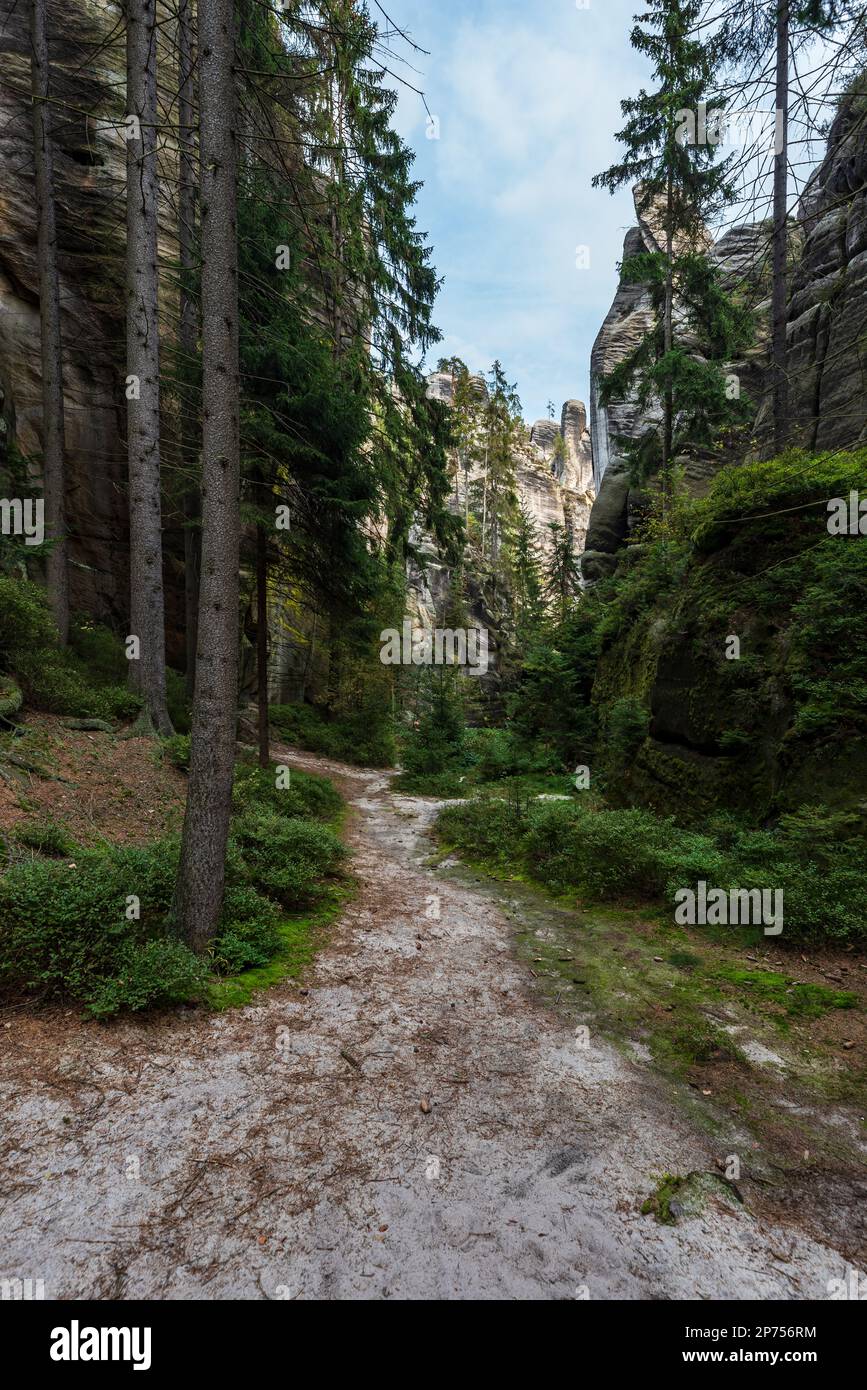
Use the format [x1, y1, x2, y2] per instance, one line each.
[592, 450, 867, 823]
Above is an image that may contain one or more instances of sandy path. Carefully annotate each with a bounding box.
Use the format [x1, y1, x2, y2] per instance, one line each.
[0, 750, 853, 1300]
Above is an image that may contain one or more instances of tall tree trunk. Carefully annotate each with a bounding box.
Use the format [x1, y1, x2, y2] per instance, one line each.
[178, 0, 201, 698]
[174, 0, 240, 952]
[256, 522, 269, 769]
[126, 0, 173, 733]
[30, 0, 69, 644]
[772, 0, 790, 455]
[662, 169, 674, 510]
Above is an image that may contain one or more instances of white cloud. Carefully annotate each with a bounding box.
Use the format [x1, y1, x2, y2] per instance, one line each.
[385, 0, 647, 421]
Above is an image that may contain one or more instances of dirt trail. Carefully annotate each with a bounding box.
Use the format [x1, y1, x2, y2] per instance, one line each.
[0, 751, 855, 1300]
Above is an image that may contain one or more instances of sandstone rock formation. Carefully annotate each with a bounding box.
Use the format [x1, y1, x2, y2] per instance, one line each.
[0, 0, 188, 655]
[0, 0, 128, 624]
[583, 81, 867, 581]
[405, 376, 597, 682]
[771, 79, 867, 453]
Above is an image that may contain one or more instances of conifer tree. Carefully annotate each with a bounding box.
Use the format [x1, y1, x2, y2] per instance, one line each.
[716, 1, 852, 455]
[593, 0, 752, 500]
[173, 0, 240, 951]
[29, 0, 68, 643]
[126, 0, 173, 733]
[510, 502, 544, 642]
[544, 507, 581, 624]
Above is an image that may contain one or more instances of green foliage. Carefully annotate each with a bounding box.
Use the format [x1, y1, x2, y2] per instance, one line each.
[0, 840, 188, 1015]
[231, 808, 345, 906]
[161, 733, 191, 771]
[270, 701, 395, 767]
[13, 818, 71, 857]
[593, 0, 752, 482]
[396, 668, 471, 792]
[788, 540, 867, 736]
[508, 596, 603, 766]
[0, 579, 146, 722]
[585, 450, 867, 821]
[0, 680, 23, 722]
[437, 795, 867, 942]
[713, 964, 857, 1018]
[85, 940, 210, 1021]
[232, 759, 342, 821]
[606, 697, 651, 772]
[466, 727, 558, 782]
[0, 748, 347, 1014]
[211, 885, 283, 975]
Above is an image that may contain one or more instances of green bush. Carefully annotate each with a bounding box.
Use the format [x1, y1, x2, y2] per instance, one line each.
[436, 797, 525, 869]
[0, 840, 184, 1014]
[436, 795, 867, 942]
[13, 818, 71, 857]
[604, 698, 651, 772]
[232, 759, 342, 821]
[162, 733, 192, 771]
[0, 574, 57, 656]
[0, 584, 143, 722]
[466, 728, 557, 782]
[212, 885, 283, 974]
[232, 807, 345, 905]
[0, 714, 348, 1013]
[85, 939, 209, 1019]
[270, 701, 395, 767]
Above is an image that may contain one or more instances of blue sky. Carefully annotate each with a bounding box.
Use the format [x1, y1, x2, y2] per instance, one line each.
[383, 0, 649, 425]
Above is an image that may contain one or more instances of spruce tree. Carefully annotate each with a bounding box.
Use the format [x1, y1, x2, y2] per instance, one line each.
[544, 507, 581, 624]
[29, 0, 68, 644]
[126, 0, 173, 734]
[593, 0, 752, 500]
[173, 0, 240, 952]
[716, 2, 852, 455]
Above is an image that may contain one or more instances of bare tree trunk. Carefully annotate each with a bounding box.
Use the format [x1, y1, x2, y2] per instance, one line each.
[256, 522, 269, 769]
[300, 609, 317, 703]
[662, 169, 674, 512]
[178, 0, 201, 698]
[126, 0, 173, 733]
[772, 0, 790, 455]
[174, 0, 240, 952]
[481, 441, 488, 557]
[30, 0, 68, 644]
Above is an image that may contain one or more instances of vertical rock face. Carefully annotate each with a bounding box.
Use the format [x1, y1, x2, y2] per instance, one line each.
[426, 371, 595, 556]
[407, 377, 597, 675]
[0, 0, 130, 624]
[773, 81, 867, 453]
[583, 84, 867, 579]
[0, 0, 189, 652]
[589, 224, 657, 495]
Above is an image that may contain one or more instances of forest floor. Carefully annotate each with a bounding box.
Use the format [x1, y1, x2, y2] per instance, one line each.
[1, 741, 865, 1300]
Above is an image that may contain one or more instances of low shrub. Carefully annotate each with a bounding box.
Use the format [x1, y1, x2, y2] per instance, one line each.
[232, 759, 342, 821]
[161, 733, 192, 771]
[13, 818, 71, 857]
[85, 940, 209, 1019]
[0, 728, 348, 1015]
[212, 885, 283, 974]
[436, 795, 867, 942]
[232, 807, 345, 905]
[270, 702, 395, 767]
[0, 841, 184, 1014]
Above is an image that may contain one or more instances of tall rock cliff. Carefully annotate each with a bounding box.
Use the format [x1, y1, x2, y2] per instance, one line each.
[0, 0, 189, 653]
[425, 370, 595, 559]
[395, 375, 597, 689]
[583, 81, 867, 580]
[777, 78, 867, 453]
[0, 0, 128, 622]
